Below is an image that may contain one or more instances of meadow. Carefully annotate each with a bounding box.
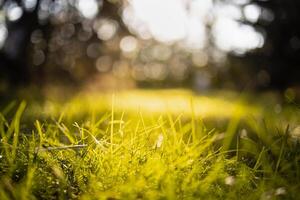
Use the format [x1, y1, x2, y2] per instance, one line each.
[0, 89, 299, 200]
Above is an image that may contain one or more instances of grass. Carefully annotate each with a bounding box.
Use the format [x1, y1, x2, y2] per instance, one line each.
[0, 89, 299, 199]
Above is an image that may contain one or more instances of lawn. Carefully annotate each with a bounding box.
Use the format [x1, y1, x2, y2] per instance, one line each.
[0, 89, 299, 199]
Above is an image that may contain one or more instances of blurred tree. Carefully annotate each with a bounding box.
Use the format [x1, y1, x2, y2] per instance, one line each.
[228, 0, 300, 89]
[1, 0, 299, 91]
[0, 0, 128, 89]
[0, 0, 41, 86]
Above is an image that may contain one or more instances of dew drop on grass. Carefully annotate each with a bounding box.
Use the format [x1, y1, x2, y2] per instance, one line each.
[225, 176, 235, 186]
[216, 133, 225, 140]
[119, 130, 124, 137]
[156, 134, 164, 148]
[290, 126, 300, 139]
[187, 159, 194, 165]
[275, 187, 286, 196]
[240, 129, 248, 138]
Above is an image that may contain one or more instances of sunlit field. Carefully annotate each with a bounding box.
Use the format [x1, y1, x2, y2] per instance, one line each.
[0, 0, 300, 199]
[0, 89, 299, 200]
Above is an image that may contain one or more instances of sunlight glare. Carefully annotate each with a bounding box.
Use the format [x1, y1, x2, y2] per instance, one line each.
[125, 0, 187, 43]
[0, 24, 7, 48]
[7, 4, 23, 21]
[213, 18, 264, 54]
[120, 36, 138, 53]
[243, 4, 261, 23]
[123, 0, 264, 53]
[77, 0, 100, 19]
[23, 0, 37, 11]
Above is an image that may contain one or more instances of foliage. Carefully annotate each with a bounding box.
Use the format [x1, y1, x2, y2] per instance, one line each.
[0, 90, 299, 199]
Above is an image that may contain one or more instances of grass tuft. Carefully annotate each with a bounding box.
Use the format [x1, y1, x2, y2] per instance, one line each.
[0, 90, 299, 199]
